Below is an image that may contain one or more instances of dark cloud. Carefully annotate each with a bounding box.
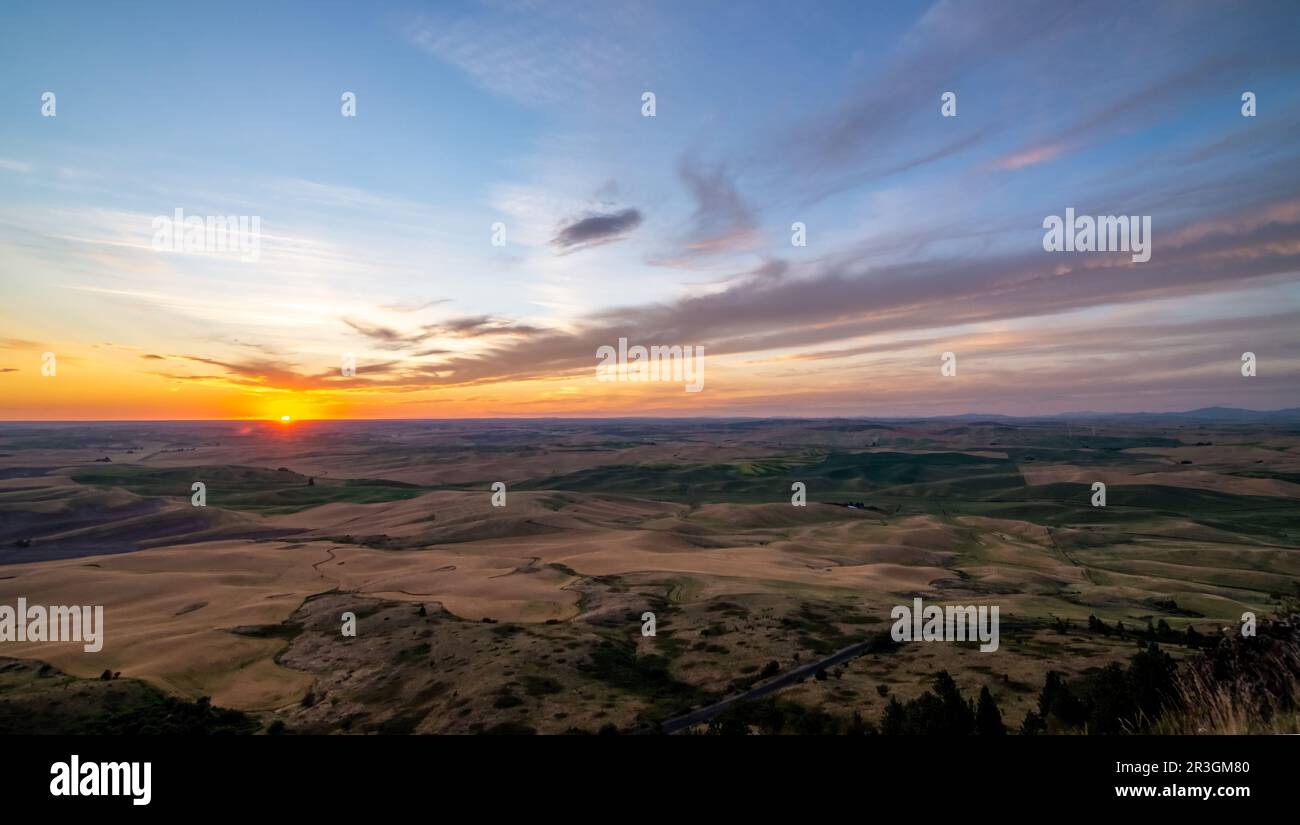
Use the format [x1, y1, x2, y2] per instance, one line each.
[343, 315, 543, 351]
[169, 356, 318, 389]
[154, 354, 415, 392]
[551, 208, 642, 251]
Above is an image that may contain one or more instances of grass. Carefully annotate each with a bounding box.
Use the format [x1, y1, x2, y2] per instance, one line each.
[71, 464, 427, 514]
[778, 602, 866, 655]
[518, 450, 1027, 502]
[0, 661, 259, 735]
[578, 639, 710, 722]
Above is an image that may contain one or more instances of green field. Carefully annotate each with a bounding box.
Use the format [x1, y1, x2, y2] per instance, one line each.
[71, 465, 427, 514]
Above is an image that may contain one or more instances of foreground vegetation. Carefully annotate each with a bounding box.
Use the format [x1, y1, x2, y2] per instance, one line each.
[0, 660, 262, 734]
[688, 612, 1300, 734]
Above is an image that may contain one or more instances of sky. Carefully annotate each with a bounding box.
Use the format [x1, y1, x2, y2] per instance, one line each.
[1, 0, 1298, 420]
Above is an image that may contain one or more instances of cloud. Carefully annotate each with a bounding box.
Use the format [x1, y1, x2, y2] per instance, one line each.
[404, 4, 647, 107]
[392, 195, 1300, 388]
[341, 314, 545, 355]
[650, 160, 760, 265]
[758, 0, 1079, 201]
[152, 349, 496, 395]
[990, 141, 1069, 171]
[990, 54, 1281, 171]
[423, 315, 544, 339]
[155, 354, 415, 392]
[168, 355, 318, 389]
[552, 208, 642, 251]
[342, 318, 434, 351]
[378, 299, 450, 313]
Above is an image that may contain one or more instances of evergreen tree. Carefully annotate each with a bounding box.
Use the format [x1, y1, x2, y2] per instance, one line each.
[880, 697, 907, 735]
[1019, 710, 1045, 736]
[932, 671, 975, 734]
[975, 686, 1006, 735]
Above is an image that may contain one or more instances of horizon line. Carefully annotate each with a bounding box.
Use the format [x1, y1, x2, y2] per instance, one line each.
[1, 405, 1297, 425]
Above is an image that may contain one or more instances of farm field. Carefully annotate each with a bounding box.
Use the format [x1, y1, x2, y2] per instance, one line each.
[2, 414, 1296, 733]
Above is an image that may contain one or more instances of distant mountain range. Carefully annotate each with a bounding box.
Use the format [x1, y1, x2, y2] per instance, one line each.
[927, 407, 1300, 423]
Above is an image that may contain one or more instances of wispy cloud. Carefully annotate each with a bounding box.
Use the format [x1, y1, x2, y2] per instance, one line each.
[650, 160, 759, 266]
[405, 2, 649, 106]
[424, 315, 544, 339]
[342, 318, 436, 351]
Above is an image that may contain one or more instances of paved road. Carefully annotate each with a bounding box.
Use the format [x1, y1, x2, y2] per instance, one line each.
[651, 638, 880, 734]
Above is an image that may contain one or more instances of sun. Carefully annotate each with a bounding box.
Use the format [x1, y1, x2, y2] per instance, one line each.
[279, 415, 292, 423]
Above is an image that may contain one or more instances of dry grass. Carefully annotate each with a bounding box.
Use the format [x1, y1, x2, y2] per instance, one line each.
[1155, 617, 1300, 734]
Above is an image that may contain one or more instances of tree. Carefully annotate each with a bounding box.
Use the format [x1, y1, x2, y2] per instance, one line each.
[1126, 642, 1179, 724]
[1082, 663, 1133, 734]
[1037, 670, 1087, 729]
[1019, 710, 1045, 735]
[880, 697, 907, 735]
[975, 687, 1005, 735]
[879, 672, 977, 735]
[932, 671, 975, 734]
[847, 710, 869, 735]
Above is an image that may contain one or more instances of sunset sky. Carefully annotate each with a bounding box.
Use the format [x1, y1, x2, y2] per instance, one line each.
[2, 0, 1299, 420]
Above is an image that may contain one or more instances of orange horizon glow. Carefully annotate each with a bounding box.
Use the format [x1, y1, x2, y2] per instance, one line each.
[1, 322, 1297, 421]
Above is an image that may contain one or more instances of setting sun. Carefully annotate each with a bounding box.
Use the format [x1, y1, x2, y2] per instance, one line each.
[279, 415, 292, 423]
